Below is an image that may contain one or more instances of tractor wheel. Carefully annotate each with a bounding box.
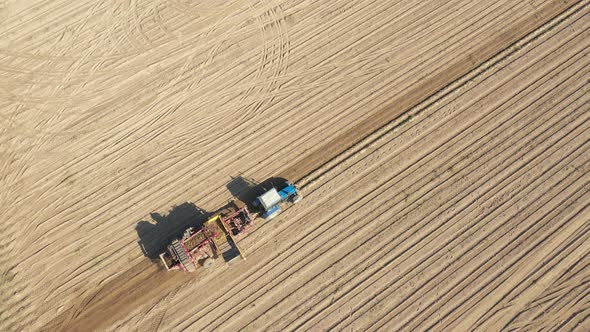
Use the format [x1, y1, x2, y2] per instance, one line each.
[202, 258, 215, 269]
[291, 195, 302, 204]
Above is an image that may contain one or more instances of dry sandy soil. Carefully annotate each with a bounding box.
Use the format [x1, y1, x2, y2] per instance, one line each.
[1, 0, 589, 331]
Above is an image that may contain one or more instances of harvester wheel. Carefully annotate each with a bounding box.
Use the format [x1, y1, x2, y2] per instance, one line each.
[202, 258, 215, 269]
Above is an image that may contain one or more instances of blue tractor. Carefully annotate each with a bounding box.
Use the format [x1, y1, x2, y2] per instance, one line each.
[253, 182, 301, 219]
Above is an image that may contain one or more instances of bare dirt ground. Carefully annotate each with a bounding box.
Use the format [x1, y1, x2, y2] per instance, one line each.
[1, 0, 589, 331]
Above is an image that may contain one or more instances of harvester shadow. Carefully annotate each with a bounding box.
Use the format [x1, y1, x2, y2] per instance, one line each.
[226, 175, 291, 210]
[136, 202, 209, 260]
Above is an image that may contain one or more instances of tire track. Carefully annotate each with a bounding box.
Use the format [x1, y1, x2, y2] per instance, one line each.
[7, 0, 587, 330]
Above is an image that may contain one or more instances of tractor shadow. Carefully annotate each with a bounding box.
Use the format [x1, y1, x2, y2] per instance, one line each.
[226, 175, 290, 210]
[136, 202, 209, 260]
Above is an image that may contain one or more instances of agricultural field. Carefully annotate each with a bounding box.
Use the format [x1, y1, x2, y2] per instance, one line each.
[1, 0, 589, 331]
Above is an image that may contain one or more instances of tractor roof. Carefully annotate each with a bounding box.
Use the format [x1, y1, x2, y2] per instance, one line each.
[258, 188, 282, 210]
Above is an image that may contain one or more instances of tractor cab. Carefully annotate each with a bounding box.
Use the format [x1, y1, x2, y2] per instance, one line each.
[253, 182, 301, 219]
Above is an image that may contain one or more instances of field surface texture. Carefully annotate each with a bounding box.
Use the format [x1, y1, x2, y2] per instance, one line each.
[1, 0, 589, 331]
